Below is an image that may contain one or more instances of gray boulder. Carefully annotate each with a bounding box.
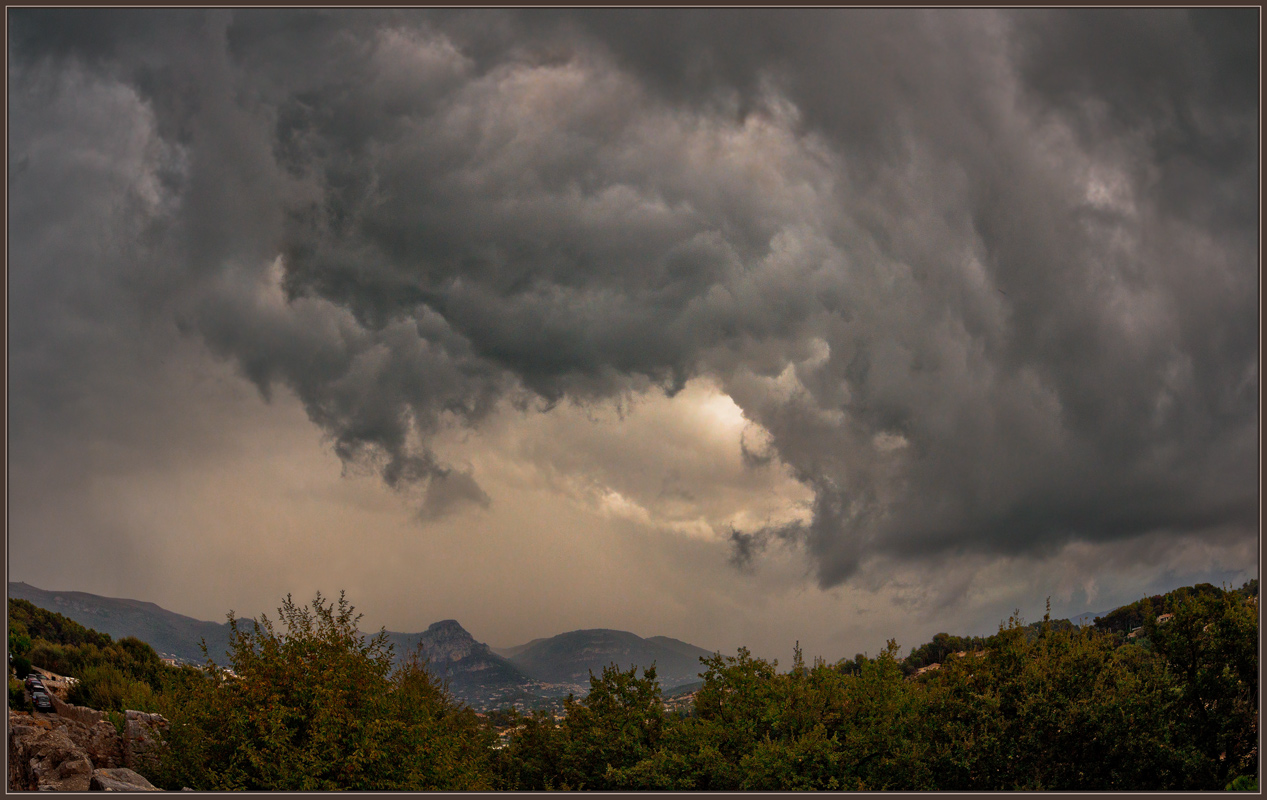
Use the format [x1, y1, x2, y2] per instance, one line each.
[89, 767, 161, 791]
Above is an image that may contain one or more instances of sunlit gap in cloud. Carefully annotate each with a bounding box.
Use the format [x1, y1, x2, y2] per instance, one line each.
[427, 377, 815, 544]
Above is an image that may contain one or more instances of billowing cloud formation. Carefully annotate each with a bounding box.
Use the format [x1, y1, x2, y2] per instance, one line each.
[9, 10, 1257, 589]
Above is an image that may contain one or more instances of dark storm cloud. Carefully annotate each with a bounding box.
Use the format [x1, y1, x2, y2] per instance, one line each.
[8, 10, 1257, 585]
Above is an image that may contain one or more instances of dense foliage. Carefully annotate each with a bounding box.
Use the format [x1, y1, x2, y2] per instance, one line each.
[7, 598, 167, 713]
[490, 589, 1257, 791]
[1092, 582, 1225, 635]
[9, 676, 32, 711]
[8, 582, 1257, 791]
[9, 598, 114, 650]
[148, 593, 495, 791]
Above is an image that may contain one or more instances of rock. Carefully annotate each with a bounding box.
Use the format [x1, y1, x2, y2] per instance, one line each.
[23, 727, 95, 791]
[10, 706, 166, 791]
[9, 720, 38, 791]
[50, 694, 106, 727]
[43, 715, 124, 770]
[56, 756, 93, 779]
[123, 710, 168, 775]
[8, 709, 129, 791]
[89, 767, 160, 791]
[82, 720, 125, 769]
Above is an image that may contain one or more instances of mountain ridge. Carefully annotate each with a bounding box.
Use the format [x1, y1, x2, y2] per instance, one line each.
[505, 627, 716, 690]
[6, 583, 717, 706]
[8, 582, 235, 663]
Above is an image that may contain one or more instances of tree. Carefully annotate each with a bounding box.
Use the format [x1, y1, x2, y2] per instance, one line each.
[562, 663, 666, 789]
[1147, 588, 1259, 788]
[7, 599, 113, 649]
[9, 629, 32, 658]
[495, 707, 568, 790]
[510, 662, 670, 790]
[150, 592, 494, 791]
[68, 663, 160, 713]
[921, 608, 1205, 790]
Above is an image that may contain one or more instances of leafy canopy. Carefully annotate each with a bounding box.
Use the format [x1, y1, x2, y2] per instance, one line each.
[150, 592, 495, 791]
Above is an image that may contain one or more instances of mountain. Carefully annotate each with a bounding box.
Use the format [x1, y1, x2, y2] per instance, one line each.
[647, 635, 717, 662]
[7, 583, 556, 710]
[384, 620, 535, 699]
[8, 582, 234, 663]
[505, 628, 717, 691]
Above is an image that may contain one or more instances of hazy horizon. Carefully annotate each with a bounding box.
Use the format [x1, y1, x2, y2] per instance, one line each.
[6, 573, 1253, 661]
[8, 9, 1258, 665]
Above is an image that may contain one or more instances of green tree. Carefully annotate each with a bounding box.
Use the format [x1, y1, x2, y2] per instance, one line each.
[68, 663, 160, 713]
[1147, 588, 1258, 788]
[922, 608, 1203, 790]
[11, 656, 32, 680]
[529, 663, 667, 790]
[495, 707, 568, 790]
[9, 676, 32, 711]
[9, 629, 32, 658]
[823, 639, 931, 790]
[151, 592, 494, 791]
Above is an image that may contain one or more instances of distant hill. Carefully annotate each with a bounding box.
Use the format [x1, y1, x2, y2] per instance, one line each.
[665, 679, 704, 698]
[1067, 610, 1110, 627]
[505, 628, 717, 690]
[8, 582, 234, 663]
[491, 636, 551, 660]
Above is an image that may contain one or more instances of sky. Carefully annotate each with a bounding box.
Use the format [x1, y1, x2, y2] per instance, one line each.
[7, 9, 1259, 664]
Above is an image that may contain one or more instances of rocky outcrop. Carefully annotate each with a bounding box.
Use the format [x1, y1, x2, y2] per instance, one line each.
[122, 711, 168, 775]
[81, 720, 126, 769]
[9, 708, 164, 791]
[385, 621, 534, 702]
[9, 714, 51, 790]
[9, 717, 95, 791]
[89, 767, 160, 791]
[419, 620, 491, 663]
[50, 694, 106, 727]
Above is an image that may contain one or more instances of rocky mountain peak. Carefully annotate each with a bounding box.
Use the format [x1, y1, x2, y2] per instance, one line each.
[426, 619, 468, 636]
[418, 620, 488, 664]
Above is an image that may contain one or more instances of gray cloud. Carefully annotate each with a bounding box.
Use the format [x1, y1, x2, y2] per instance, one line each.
[8, 9, 1257, 590]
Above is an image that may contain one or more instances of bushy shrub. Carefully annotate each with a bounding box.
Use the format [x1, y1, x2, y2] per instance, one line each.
[26, 641, 68, 676]
[150, 592, 496, 791]
[9, 676, 32, 711]
[69, 663, 161, 713]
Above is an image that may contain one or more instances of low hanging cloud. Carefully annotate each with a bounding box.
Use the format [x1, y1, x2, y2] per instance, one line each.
[8, 9, 1257, 589]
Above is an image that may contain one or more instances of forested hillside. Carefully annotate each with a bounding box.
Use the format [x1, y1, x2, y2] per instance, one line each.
[8, 598, 173, 716]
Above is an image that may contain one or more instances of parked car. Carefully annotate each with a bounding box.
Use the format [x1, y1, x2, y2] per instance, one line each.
[30, 691, 54, 712]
